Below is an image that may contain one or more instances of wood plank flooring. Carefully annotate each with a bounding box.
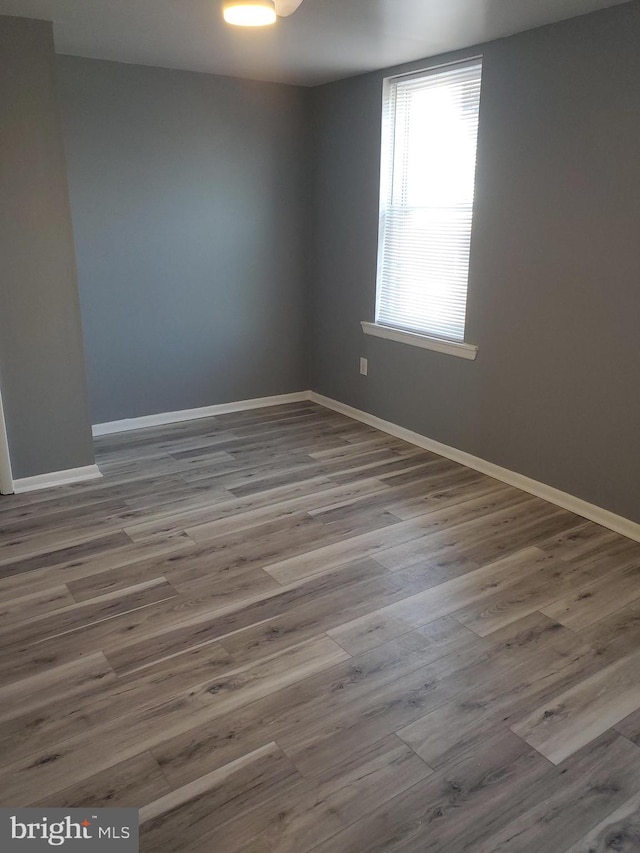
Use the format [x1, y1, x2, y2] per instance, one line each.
[1, 400, 640, 852]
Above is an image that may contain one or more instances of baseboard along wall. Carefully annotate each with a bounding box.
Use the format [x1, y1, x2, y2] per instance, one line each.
[308, 392, 640, 545]
[13, 464, 103, 494]
[85, 388, 640, 544]
[91, 392, 311, 436]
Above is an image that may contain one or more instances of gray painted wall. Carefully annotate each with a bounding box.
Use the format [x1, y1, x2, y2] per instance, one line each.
[307, 2, 640, 523]
[55, 57, 309, 425]
[0, 16, 94, 480]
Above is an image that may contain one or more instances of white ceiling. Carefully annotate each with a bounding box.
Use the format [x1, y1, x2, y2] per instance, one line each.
[0, 0, 632, 86]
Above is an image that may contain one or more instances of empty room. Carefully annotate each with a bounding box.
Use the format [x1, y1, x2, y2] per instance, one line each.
[1, 0, 640, 850]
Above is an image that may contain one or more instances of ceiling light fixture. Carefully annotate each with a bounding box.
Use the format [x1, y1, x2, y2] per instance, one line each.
[222, 0, 277, 27]
[222, 0, 304, 27]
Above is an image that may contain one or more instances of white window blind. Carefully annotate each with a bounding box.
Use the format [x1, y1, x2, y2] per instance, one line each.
[376, 59, 482, 343]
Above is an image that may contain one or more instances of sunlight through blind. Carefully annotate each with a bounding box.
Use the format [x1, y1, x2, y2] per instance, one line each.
[376, 59, 482, 342]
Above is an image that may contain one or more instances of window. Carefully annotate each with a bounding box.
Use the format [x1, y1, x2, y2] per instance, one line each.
[370, 58, 482, 356]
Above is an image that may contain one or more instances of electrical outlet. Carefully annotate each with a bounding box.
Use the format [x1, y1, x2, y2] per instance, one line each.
[359, 357, 368, 376]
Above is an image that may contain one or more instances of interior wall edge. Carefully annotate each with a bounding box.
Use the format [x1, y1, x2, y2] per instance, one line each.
[0, 381, 14, 495]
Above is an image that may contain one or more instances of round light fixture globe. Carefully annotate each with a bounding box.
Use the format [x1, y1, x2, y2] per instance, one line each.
[223, 0, 277, 26]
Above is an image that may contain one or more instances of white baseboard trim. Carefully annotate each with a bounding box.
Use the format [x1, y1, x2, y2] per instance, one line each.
[309, 391, 640, 544]
[88, 387, 640, 543]
[13, 464, 103, 494]
[92, 392, 312, 437]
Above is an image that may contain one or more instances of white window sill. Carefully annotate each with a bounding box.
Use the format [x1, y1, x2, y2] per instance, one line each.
[361, 321, 478, 360]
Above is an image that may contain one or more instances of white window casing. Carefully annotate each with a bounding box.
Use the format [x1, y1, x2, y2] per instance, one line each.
[373, 58, 482, 354]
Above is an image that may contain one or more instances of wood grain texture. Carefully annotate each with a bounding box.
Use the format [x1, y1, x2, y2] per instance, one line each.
[511, 648, 640, 764]
[0, 401, 639, 851]
[562, 788, 640, 853]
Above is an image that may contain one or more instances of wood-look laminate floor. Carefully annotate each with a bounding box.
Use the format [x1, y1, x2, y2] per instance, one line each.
[2, 401, 640, 852]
